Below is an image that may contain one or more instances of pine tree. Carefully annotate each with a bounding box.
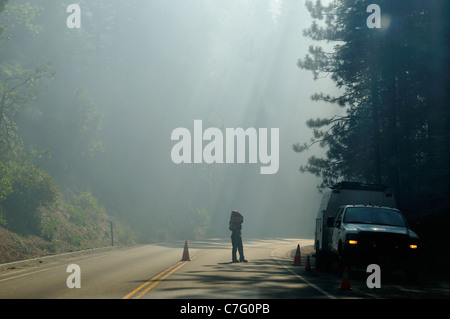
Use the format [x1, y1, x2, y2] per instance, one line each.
[295, 0, 450, 219]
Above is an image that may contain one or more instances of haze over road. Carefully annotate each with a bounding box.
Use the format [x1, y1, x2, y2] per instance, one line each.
[0, 238, 340, 299]
[1, 238, 449, 300]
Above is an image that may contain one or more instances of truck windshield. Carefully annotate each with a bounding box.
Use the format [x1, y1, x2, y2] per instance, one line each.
[343, 207, 407, 227]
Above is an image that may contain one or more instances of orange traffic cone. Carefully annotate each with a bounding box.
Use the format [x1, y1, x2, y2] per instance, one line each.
[181, 240, 190, 261]
[292, 244, 302, 266]
[304, 255, 311, 271]
[339, 266, 352, 290]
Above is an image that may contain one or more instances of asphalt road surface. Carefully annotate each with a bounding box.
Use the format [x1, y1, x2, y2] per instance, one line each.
[1, 237, 449, 300]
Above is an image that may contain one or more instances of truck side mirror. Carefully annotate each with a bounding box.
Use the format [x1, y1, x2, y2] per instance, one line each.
[327, 216, 335, 227]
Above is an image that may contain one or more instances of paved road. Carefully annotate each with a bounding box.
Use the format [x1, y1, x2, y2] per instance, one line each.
[1, 237, 448, 301]
[0, 238, 357, 299]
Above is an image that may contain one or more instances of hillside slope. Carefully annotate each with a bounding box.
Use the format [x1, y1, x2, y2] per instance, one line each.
[0, 194, 135, 264]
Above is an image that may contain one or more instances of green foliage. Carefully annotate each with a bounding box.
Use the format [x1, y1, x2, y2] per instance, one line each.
[1, 163, 59, 234]
[0, 1, 42, 38]
[0, 161, 12, 201]
[40, 209, 60, 240]
[0, 62, 53, 161]
[0, 205, 7, 227]
[187, 207, 212, 239]
[66, 191, 104, 226]
[295, 0, 450, 218]
[67, 87, 105, 157]
[0, 0, 8, 34]
[0, 1, 52, 164]
[0, 1, 144, 257]
[69, 234, 82, 247]
[0, 1, 116, 247]
[0, 0, 7, 12]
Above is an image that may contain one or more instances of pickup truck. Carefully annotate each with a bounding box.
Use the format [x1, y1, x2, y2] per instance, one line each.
[327, 204, 420, 278]
[314, 181, 397, 270]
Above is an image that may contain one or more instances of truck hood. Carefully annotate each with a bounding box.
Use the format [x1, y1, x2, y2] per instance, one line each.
[344, 223, 418, 238]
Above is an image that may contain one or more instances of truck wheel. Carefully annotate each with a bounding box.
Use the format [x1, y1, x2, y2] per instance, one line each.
[323, 252, 333, 270]
[316, 250, 332, 270]
[315, 249, 323, 270]
[337, 242, 348, 272]
[405, 265, 419, 283]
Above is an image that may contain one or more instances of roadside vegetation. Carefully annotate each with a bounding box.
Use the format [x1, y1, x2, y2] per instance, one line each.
[0, 1, 209, 263]
[295, 0, 450, 276]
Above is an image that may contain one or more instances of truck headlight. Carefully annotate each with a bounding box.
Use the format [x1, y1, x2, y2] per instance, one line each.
[346, 234, 358, 245]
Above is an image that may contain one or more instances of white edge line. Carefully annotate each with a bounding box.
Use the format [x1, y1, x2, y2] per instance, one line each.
[271, 249, 337, 299]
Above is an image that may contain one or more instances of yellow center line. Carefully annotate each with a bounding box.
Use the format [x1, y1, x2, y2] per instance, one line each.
[122, 262, 180, 299]
[122, 250, 208, 299]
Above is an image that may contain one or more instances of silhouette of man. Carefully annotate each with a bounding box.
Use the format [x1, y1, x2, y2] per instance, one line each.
[229, 210, 248, 263]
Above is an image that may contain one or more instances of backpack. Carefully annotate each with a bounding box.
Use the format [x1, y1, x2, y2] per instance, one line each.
[229, 211, 243, 231]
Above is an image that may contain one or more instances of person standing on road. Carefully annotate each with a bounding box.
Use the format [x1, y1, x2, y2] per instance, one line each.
[229, 210, 248, 263]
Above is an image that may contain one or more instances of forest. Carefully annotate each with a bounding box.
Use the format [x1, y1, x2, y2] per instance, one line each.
[294, 0, 450, 265]
[295, 0, 449, 223]
[0, 0, 449, 263]
[0, 0, 323, 262]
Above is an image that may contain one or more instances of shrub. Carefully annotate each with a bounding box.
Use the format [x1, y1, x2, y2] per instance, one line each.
[1, 164, 58, 235]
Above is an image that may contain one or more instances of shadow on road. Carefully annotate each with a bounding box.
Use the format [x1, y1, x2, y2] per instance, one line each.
[150, 256, 334, 299]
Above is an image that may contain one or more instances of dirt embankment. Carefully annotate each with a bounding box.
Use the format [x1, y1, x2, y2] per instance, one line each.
[0, 227, 51, 263]
[0, 203, 131, 264]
